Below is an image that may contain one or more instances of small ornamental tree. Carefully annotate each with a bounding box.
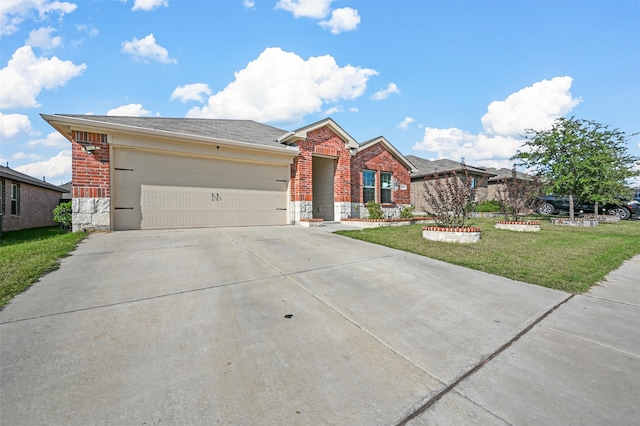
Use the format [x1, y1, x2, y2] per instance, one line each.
[512, 117, 639, 220]
[421, 167, 480, 228]
[495, 167, 543, 222]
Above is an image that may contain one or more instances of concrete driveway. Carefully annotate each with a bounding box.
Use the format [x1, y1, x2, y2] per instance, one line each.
[1, 226, 638, 425]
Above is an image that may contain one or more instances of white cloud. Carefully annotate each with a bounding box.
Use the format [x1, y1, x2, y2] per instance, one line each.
[107, 103, 151, 116]
[481, 76, 581, 136]
[243, 0, 255, 9]
[0, 112, 33, 139]
[15, 149, 71, 182]
[319, 7, 360, 34]
[397, 116, 415, 130]
[26, 26, 61, 49]
[121, 33, 176, 64]
[275, 0, 332, 18]
[26, 130, 68, 148]
[412, 76, 581, 167]
[0, 45, 87, 109]
[12, 152, 43, 161]
[187, 47, 377, 123]
[323, 105, 343, 116]
[132, 0, 168, 11]
[76, 23, 99, 37]
[0, 0, 77, 37]
[170, 83, 212, 103]
[371, 82, 399, 100]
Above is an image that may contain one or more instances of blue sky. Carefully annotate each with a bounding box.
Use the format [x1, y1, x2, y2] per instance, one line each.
[1, 0, 639, 185]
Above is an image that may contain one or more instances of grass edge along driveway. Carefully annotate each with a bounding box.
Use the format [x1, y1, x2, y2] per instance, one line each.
[336, 217, 640, 293]
[0, 227, 86, 309]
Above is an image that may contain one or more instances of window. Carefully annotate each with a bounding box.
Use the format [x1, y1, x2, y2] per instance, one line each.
[11, 184, 20, 216]
[381, 172, 392, 204]
[363, 170, 375, 203]
[469, 177, 478, 189]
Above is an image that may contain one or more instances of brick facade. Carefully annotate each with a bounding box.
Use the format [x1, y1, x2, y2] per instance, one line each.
[350, 143, 411, 206]
[290, 126, 412, 221]
[290, 127, 352, 203]
[71, 131, 110, 198]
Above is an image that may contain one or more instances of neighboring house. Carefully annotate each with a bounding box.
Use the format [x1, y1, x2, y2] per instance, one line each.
[485, 167, 534, 200]
[59, 182, 73, 203]
[0, 165, 66, 232]
[406, 155, 496, 213]
[41, 115, 416, 231]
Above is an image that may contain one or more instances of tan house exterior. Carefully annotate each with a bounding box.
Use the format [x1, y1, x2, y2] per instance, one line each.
[406, 155, 496, 214]
[41, 115, 416, 232]
[485, 167, 534, 200]
[0, 165, 66, 232]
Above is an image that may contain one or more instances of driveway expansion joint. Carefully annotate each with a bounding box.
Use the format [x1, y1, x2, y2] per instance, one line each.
[394, 293, 575, 425]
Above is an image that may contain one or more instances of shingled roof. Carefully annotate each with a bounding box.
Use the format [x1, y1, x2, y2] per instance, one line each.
[0, 165, 66, 192]
[485, 167, 532, 182]
[405, 155, 493, 178]
[51, 115, 290, 149]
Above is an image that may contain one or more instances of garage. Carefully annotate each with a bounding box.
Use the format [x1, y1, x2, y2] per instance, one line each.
[112, 148, 289, 230]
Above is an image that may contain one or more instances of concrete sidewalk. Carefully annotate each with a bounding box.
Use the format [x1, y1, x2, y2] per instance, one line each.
[410, 253, 640, 425]
[1, 226, 638, 425]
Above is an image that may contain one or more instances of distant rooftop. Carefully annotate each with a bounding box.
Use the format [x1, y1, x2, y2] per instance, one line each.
[0, 165, 66, 192]
[406, 155, 494, 178]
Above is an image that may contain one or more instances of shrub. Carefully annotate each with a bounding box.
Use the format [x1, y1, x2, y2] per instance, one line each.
[475, 199, 502, 212]
[53, 201, 72, 229]
[400, 205, 414, 218]
[365, 201, 384, 219]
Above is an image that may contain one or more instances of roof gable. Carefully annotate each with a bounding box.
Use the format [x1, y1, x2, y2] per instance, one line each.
[359, 137, 417, 172]
[278, 118, 359, 149]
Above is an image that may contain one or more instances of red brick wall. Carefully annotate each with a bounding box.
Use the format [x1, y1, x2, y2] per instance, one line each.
[290, 127, 351, 202]
[350, 144, 411, 205]
[72, 131, 110, 198]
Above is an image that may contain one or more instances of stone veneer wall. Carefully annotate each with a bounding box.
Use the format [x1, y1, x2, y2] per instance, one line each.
[72, 198, 110, 232]
[290, 200, 313, 223]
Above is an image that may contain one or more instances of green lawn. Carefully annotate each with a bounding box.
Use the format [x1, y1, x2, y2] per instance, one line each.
[0, 227, 86, 309]
[336, 217, 640, 293]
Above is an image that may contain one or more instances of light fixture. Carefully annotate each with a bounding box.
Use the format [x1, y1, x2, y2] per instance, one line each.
[82, 145, 100, 154]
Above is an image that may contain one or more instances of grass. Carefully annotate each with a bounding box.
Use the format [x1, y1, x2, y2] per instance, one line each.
[0, 227, 86, 309]
[336, 217, 640, 293]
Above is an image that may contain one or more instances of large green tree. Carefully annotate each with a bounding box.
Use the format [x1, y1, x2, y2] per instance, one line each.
[512, 117, 639, 220]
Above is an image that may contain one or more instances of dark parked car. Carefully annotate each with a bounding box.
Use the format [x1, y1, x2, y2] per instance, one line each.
[536, 196, 639, 220]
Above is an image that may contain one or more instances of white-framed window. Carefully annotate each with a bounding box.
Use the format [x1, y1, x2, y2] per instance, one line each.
[363, 170, 375, 203]
[381, 172, 392, 204]
[11, 183, 20, 216]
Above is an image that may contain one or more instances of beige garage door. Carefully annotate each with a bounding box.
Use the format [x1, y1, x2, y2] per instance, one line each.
[112, 148, 289, 230]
